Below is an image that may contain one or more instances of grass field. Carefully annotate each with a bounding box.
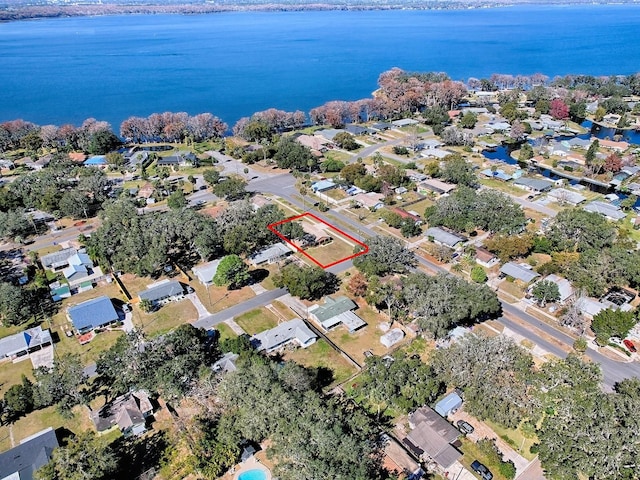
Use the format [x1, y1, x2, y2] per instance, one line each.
[136, 300, 198, 337]
[326, 308, 390, 365]
[215, 322, 237, 342]
[234, 308, 280, 335]
[0, 359, 34, 397]
[189, 281, 255, 313]
[285, 339, 356, 388]
[459, 437, 513, 480]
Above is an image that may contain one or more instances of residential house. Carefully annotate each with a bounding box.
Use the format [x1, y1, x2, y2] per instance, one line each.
[212, 352, 239, 373]
[316, 128, 345, 141]
[138, 280, 185, 307]
[418, 178, 456, 195]
[249, 243, 291, 266]
[138, 182, 155, 199]
[435, 391, 463, 417]
[600, 139, 630, 152]
[40, 247, 78, 271]
[425, 227, 466, 249]
[394, 186, 408, 195]
[192, 259, 222, 286]
[382, 435, 422, 480]
[50, 282, 71, 302]
[125, 150, 149, 168]
[62, 252, 104, 287]
[67, 296, 119, 334]
[406, 169, 427, 183]
[536, 274, 574, 304]
[301, 222, 332, 245]
[68, 152, 87, 163]
[345, 124, 371, 135]
[84, 155, 107, 167]
[513, 177, 554, 193]
[475, 247, 499, 268]
[296, 134, 332, 152]
[311, 179, 337, 193]
[393, 208, 421, 224]
[352, 192, 384, 210]
[500, 262, 539, 284]
[392, 119, 419, 128]
[156, 151, 197, 167]
[547, 188, 586, 206]
[380, 328, 405, 348]
[403, 406, 462, 470]
[308, 296, 366, 333]
[0, 428, 58, 480]
[583, 201, 626, 221]
[420, 148, 450, 160]
[422, 139, 443, 150]
[91, 391, 153, 437]
[251, 318, 317, 353]
[0, 326, 52, 360]
[371, 122, 393, 131]
[481, 168, 512, 181]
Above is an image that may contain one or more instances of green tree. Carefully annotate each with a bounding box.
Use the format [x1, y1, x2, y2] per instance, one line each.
[3, 375, 35, 423]
[591, 308, 636, 344]
[139, 298, 153, 313]
[273, 136, 316, 171]
[340, 163, 366, 184]
[352, 236, 416, 277]
[439, 154, 477, 187]
[320, 158, 345, 172]
[459, 111, 478, 128]
[203, 169, 221, 186]
[273, 264, 339, 300]
[35, 431, 118, 480]
[547, 208, 616, 252]
[333, 132, 359, 150]
[531, 280, 560, 307]
[33, 354, 87, 416]
[0, 282, 36, 326]
[470, 265, 488, 283]
[212, 175, 247, 200]
[400, 220, 421, 238]
[585, 139, 599, 166]
[167, 189, 187, 209]
[105, 152, 125, 169]
[59, 190, 92, 219]
[518, 143, 534, 162]
[213, 255, 250, 289]
[87, 130, 122, 155]
[484, 234, 534, 262]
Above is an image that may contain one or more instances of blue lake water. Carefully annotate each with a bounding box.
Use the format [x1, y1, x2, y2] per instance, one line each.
[1, 5, 640, 130]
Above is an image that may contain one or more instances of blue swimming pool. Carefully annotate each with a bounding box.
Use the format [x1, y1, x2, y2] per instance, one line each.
[238, 469, 267, 480]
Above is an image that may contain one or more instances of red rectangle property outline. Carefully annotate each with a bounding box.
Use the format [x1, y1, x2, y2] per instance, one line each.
[267, 212, 369, 269]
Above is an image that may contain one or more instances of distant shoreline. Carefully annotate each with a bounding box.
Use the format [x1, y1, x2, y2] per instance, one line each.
[2, 1, 639, 23]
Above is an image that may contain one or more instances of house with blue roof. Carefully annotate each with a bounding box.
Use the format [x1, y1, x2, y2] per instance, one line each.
[67, 296, 119, 334]
[480, 168, 512, 181]
[311, 180, 337, 193]
[84, 155, 107, 167]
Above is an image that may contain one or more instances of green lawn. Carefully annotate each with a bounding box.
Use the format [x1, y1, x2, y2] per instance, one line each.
[215, 322, 237, 342]
[0, 359, 34, 397]
[136, 300, 198, 337]
[54, 330, 125, 366]
[234, 308, 279, 335]
[483, 418, 538, 461]
[459, 437, 513, 480]
[285, 339, 357, 388]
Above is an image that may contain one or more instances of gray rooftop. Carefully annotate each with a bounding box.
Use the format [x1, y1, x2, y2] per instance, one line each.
[252, 318, 316, 352]
[514, 177, 554, 192]
[404, 406, 461, 469]
[138, 280, 184, 303]
[40, 247, 77, 269]
[0, 428, 58, 480]
[309, 296, 357, 323]
[192, 259, 222, 286]
[426, 227, 465, 248]
[583, 201, 626, 220]
[500, 262, 540, 283]
[67, 296, 119, 332]
[0, 326, 52, 358]
[547, 188, 586, 205]
[249, 243, 291, 265]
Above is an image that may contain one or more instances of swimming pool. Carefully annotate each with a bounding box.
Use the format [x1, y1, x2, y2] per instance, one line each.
[238, 469, 267, 480]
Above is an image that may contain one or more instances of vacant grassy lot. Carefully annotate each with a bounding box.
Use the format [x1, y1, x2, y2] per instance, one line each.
[326, 318, 390, 365]
[189, 281, 255, 313]
[234, 308, 280, 335]
[215, 322, 237, 342]
[285, 339, 356, 388]
[136, 300, 198, 337]
[0, 359, 34, 397]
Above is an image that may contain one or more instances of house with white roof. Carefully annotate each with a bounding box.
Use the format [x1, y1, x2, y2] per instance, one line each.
[547, 188, 586, 206]
[308, 296, 366, 333]
[0, 326, 52, 360]
[583, 201, 626, 221]
[251, 318, 317, 353]
[500, 262, 539, 284]
[535, 274, 574, 303]
[425, 227, 466, 249]
[192, 259, 222, 286]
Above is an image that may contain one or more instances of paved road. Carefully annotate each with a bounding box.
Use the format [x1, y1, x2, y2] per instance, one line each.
[193, 288, 287, 329]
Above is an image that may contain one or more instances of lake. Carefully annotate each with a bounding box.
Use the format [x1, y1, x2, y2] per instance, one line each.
[1, 5, 640, 130]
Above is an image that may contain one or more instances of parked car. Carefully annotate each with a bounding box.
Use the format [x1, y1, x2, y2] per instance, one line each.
[471, 460, 493, 480]
[623, 339, 637, 353]
[456, 420, 474, 435]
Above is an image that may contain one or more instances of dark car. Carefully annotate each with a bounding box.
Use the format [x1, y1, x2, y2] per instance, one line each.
[623, 339, 637, 353]
[471, 460, 493, 480]
[457, 420, 474, 435]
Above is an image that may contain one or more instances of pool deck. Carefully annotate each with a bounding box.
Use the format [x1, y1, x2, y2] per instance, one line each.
[234, 456, 272, 480]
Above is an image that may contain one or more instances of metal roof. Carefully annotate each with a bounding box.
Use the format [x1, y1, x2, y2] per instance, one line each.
[309, 296, 357, 323]
[138, 280, 184, 303]
[500, 262, 539, 283]
[192, 259, 222, 285]
[0, 326, 52, 358]
[252, 318, 316, 352]
[67, 296, 119, 332]
[583, 201, 626, 220]
[425, 227, 465, 248]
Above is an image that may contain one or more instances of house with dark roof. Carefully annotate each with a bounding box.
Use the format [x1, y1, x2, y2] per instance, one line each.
[403, 406, 462, 470]
[156, 151, 197, 167]
[251, 318, 317, 353]
[0, 428, 58, 480]
[308, 296, 366, 333]
[418, 178, 456, 195]
[138, 280, 185, 307]
[67, 296, 119, 334]
[0, 326, 52, 360]
[90, 391, 153, 437]
[475, 247, 498, 268]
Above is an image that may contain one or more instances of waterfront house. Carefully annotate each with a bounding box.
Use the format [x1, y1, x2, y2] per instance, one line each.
[513, 177, 553, 193]
[583, 201, 626, 221]
[547, 188, 586, 206]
